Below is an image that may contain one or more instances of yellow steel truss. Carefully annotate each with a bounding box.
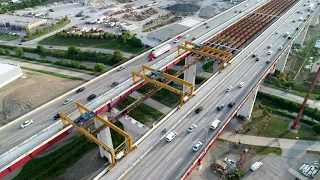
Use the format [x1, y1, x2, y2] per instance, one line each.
[178, 41, 232, 72]
[59, 102, 135, 172]
[132, 65, 195, 108]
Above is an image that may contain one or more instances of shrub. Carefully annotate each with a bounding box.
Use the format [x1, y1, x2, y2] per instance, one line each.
[94, 63, 106, 72]
[14, 47, 24, 57]
[313, 124, 320, 134]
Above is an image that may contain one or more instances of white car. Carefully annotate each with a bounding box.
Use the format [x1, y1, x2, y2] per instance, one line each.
[173, 39, 180, 43]
[187, 124, 197, 133]
[224, 158, 235, 166]
[251, 161, 263, 171]
[63, 98, 73, 105]
[21, 120, 33, 128]
[165, 131, 177, 142]
[278, 46, 283, 50]
[267, 50, 273, 55]
[118, 66, 125, 71]
[226, 86, 233, 92]
[238, 82, 245, 88]
[193, 141, 203, 151]
[184, 34, 189, 38]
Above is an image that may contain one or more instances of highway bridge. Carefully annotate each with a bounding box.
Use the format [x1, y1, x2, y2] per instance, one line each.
[0, 0, 319, 179]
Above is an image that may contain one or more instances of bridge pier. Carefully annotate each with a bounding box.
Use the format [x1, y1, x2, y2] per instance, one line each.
[237, 85, 259, 120]
[294, 22, 309, 46]
[95, 114, 114, 162]
[273, 43, 292, 74]
[310, 10, 320, 26]
[183, 56, 196, 92]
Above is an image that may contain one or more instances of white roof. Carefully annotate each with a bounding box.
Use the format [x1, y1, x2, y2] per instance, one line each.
[0, 62, 19, 76]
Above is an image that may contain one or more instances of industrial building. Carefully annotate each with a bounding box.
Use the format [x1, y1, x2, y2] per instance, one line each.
[0, 14, 48, 30]
[0, 62, 23, 89]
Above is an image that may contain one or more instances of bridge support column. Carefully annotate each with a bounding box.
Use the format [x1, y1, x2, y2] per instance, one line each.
[294, 23, 309, 46]
[274, 43, 292, 74]
[183, 56, 196, 92]
[95, 114, 114, 162]
[237, 85, 259, 120]
[310, 10, 320, 26]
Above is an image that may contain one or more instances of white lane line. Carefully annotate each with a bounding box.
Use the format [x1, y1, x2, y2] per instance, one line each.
[193, 138, 200, 144]
[186, 135, 191, 140]
[141, 168, 149, 176]
[175, 158, 182, 166]
[164, 146, 170, 153]
[166, 155, 173, 161]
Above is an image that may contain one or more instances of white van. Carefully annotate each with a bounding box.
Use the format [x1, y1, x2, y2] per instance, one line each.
[165, 131, 177, 142]
[210, 119, 221, 130]
[251, 161, 263, 171]
[115, 151, 125, 162]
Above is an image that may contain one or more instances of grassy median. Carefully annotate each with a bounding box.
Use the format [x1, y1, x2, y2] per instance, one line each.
[21, 67, 85, 81]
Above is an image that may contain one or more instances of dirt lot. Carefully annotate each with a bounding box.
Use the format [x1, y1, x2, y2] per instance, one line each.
[0, 70, 84, 126]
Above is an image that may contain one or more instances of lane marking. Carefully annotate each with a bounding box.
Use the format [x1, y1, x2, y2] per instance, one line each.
[164, 146, 170, 153]
[166, 155, 173, 161]
[141, 168, 149, 176]
[175, 158, 182, 166]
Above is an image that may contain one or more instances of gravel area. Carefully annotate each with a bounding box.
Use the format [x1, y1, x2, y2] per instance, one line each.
[0, 70, 84, 126]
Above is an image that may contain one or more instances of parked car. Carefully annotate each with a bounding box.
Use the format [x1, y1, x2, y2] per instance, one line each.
[21, 120, 33, 128]
[63, 98, 73, 105]
[54, 114, 60, 120]
[228, 101, 235, 108]
[111, 82, 119, 87]
[87, 94, 96, 101]
[76, 87, 85, 93]
[195, 106, 203, 114]
[251, 161, 263, 171]
[187, 124, 197, 133]
[217, 104, 224, 111]
[193, 141, 203, 151]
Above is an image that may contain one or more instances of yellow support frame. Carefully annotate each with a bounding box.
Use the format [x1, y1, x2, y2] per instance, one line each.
[132, 65, 195, 108]
[59, 102, 135, 172]
[178, 41, 232, 72]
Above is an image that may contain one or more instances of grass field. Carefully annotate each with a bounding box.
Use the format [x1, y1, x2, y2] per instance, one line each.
[39, 36, 145, 54]
[0, 33, 19, 41]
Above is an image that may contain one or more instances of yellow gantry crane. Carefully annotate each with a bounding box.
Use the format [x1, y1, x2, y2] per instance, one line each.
[132, 65, 195, 108]
[178, 41, 232, 72]
[59, 102, 135, 172]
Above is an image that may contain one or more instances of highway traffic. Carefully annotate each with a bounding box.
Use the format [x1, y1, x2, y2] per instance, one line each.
[0, 0, 265, 161]
[115, 0, 317, 179]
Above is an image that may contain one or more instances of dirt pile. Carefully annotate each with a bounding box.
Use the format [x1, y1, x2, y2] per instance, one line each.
[199, 6, 220, 19]
[166, 4, 200, 13]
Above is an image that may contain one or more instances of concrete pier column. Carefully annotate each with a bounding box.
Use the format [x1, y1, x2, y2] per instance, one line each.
[274, 43, 292, 73]
[294, 23, 309, 45]
[310, 10, 320, 26]
[237, 85, 259, 119]
[95, 113, 114, 162]
[183, 56, 196, 92]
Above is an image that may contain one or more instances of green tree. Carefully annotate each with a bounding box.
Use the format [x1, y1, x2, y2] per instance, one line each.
[130, 36, 142, 47]
[0, 48, 5, 55]
[67, 45, 80, 55]
[14, 47, 24, 57]
[57, 59, 70, 66]
[70, 60, 81, 68]
[103, 32, 109, 39]
[26, 28, 31, 39]
[37, 45, 45, 53]
[35, 28, 42, 35]
[121, 32, 131, 44]
[4, 48, 10, 55]
[312, 124, 320, 134]
[111, 49, 124, 64]
[94, 63, 106, 72]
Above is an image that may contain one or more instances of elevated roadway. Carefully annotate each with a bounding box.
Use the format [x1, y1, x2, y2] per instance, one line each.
[100, 0, 319, 179]
[0, 0, 268, 176]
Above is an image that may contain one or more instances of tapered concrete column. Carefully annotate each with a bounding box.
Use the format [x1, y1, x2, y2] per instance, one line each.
[310, 10, 320, 26]
[237, 85, 259, 119]
[274, 43, 292, 73]
[95, 114, 114, 162]
[183, 56, 196, 92]
[294, 23, 309, 45]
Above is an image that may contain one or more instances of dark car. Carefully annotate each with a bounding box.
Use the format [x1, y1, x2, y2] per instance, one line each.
[87, 94, 96, 101]
[191, 37, 197, 41]
[54, 113, 60, 120]
[111, 82, 119, 87]
[195, 106, 203, 114]
[76, 87, 85, 93]
[296, 27, 299, 30]
[216, 104, 224, 111]
[206, 25, 210, 29]
[255, 57, 260, 61]
[266, 60, 271, 64]
[288, 36, 292, 40]
[228, 101, 235, 108]
[252, 54, 256, 58]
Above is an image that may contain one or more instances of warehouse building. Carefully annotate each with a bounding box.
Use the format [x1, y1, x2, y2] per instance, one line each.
[0, 62, 23, 89]
[0, 14, 48, 30]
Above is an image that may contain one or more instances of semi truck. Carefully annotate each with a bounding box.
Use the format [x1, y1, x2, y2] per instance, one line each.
[148, 44, 171, 61]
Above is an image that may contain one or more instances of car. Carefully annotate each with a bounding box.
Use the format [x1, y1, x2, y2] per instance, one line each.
[288, 36, 292, 39]
[238, 82, 245, 88]
[216, 104, 224, 111]
[63, 98, 73, 105]
[228, 101, 235, 108]
[298, 17, 303, 21]
[195, 106, 203, 114]
[278, 46, 283, 50]
[275, 31, 279, 34]
[204, 22, 207, 25]
[210, 119, 221, 130]
[206, 25, 210, 29]
[18, 43, 22, 45]
[118, 66, 125, 71]
[87, 94, 96, 101]
[53, 114, 60, 120]
[76, 87, 85, 93]
[226, 86, 233, 92]
[296, 27, 299, 30]
[267, 51, 273, 55]
[49, 46, 53, 48]
[267, 45, 272, 49]
[292, 20, 295, 23]
[191, 37, 196, 41]
[266, 60, 271, 64]
[165, 131, 177, 142]
[173, 39, 180, 43]
[224, 158, 235, 166]
[111, 82, 119, 87]
[252, 54, 257, 58]
[184, 34, 189, 38]
[21, 120, 33, 128]
[255, 57, 260, 61]
[193, 141, 203, 151]
[187, 124, 197, 133]
[251, 161, 263, 171]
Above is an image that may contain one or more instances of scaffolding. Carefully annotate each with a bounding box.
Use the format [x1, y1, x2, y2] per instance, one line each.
[59, 102, 135, 172]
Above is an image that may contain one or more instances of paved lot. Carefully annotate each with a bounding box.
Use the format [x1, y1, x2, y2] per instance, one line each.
[147, 24, 190, 42]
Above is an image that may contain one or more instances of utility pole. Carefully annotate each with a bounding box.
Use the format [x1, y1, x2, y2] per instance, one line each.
[292, 67, 320, 129]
